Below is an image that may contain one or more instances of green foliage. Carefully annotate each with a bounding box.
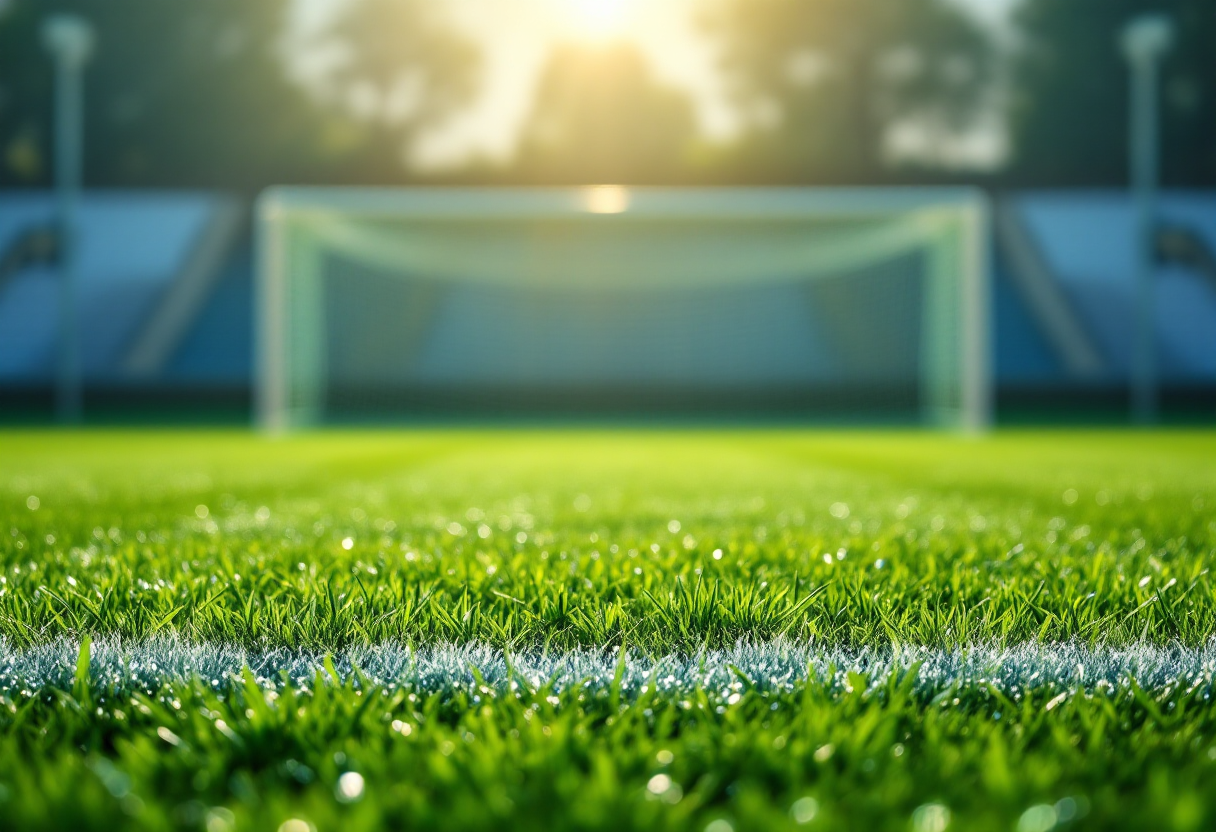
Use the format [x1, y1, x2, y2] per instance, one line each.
[700, 0, 994, 182]
[0, 0, 317, 188]
[0, 0, 479, 188]
[326, 0, 480, 122]
[515, 44, 698, 184]
[1011, 0, 1216, 186]
[9, 0, 1216, 189]
[307, 0, 482, 182]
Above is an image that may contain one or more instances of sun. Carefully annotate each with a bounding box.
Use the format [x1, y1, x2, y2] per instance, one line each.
[564, 0, 635, 41]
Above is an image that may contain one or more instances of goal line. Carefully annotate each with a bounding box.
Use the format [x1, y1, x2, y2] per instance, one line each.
[5, 638, 1208, 699]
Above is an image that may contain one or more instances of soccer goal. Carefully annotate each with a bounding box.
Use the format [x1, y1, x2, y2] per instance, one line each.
[255, 187, 990, 430]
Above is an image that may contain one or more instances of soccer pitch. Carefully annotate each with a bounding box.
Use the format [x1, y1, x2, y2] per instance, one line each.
[2, 430, 1216, 831]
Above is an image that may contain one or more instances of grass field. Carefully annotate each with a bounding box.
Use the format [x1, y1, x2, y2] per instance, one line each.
[2, 429, 1216, 831]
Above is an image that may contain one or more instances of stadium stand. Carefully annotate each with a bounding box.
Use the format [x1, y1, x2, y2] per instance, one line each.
[1, 189, 1213, 422]
[996, 192, 1216, 416]
[0, 191, 250, 417]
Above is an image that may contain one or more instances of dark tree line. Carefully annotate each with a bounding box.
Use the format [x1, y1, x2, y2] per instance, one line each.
[0, 0, 478, 190]
[1, 0, 321, 188]
[0, 0, 1212, 190]
[699, 0, 995, 184]
[1009, 0, 1216, 186]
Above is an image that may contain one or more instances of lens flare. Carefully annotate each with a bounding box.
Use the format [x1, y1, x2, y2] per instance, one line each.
[565, 0, 633, 40]
[583, 185, 630, 214]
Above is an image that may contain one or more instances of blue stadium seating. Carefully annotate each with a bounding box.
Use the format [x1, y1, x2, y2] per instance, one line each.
[1, 190, 1213, 414]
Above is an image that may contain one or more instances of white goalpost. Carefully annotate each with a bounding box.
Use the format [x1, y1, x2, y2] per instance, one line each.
[256, 187, 991, 431]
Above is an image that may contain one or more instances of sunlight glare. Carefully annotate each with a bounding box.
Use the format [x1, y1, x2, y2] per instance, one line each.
[564, 0, 635, 41]
[583, 186, 630, 214]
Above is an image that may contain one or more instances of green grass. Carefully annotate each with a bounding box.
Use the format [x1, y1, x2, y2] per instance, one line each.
[2, 429, 1216, 831]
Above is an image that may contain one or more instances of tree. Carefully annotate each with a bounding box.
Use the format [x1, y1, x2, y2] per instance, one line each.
[1010, 0, 1216, 186]
[0, 0, 321, 189]
[0, 0, 480, 189]
[308, 0, 481, 179]
[700, 0, 994, 183]
[514, 44, 697, 184]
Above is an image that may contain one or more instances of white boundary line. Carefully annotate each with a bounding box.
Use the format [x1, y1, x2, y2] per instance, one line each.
[3, 639, 1215, 698]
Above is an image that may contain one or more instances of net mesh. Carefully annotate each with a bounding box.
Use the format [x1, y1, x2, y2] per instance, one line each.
[257, 189, 987, 427]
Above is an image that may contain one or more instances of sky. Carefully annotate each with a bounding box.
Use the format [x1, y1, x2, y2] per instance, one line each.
[296, 0, 1021, 171]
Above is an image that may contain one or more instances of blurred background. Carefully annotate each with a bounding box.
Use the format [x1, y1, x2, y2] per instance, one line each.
[1, 0, 1214, 425]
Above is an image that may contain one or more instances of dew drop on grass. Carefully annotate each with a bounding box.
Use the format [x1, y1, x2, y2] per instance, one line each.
[912, 803, 951, 832]
[206, 807, 235, 832]
[1054, 797, 1082, 823]
[25, 496, 38, 511]
[278, 820, 314, 832]
[335, 771, 364, 803]
[791, 797, 819, 824]
[1017, 805, 1057, 832]
[705, 820, 734, 832]
[647, 774, 671, 794]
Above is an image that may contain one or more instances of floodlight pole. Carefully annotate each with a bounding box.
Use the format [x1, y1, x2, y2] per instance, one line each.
[1121, 15, 1174, 425]
[43, 15, 94, 425]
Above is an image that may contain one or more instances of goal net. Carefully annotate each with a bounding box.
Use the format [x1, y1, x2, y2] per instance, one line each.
[256, 188, 990, 430]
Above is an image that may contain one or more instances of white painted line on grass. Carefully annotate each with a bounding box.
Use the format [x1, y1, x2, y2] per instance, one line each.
[3, 638, 1216, 699]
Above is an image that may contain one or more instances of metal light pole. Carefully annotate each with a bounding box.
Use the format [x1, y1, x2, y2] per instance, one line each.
[42, 15, 94, 424]
[1120, 15, 1174, 425]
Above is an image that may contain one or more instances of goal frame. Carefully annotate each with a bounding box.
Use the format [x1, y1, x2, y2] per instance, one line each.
[255, 187, 991, 432]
